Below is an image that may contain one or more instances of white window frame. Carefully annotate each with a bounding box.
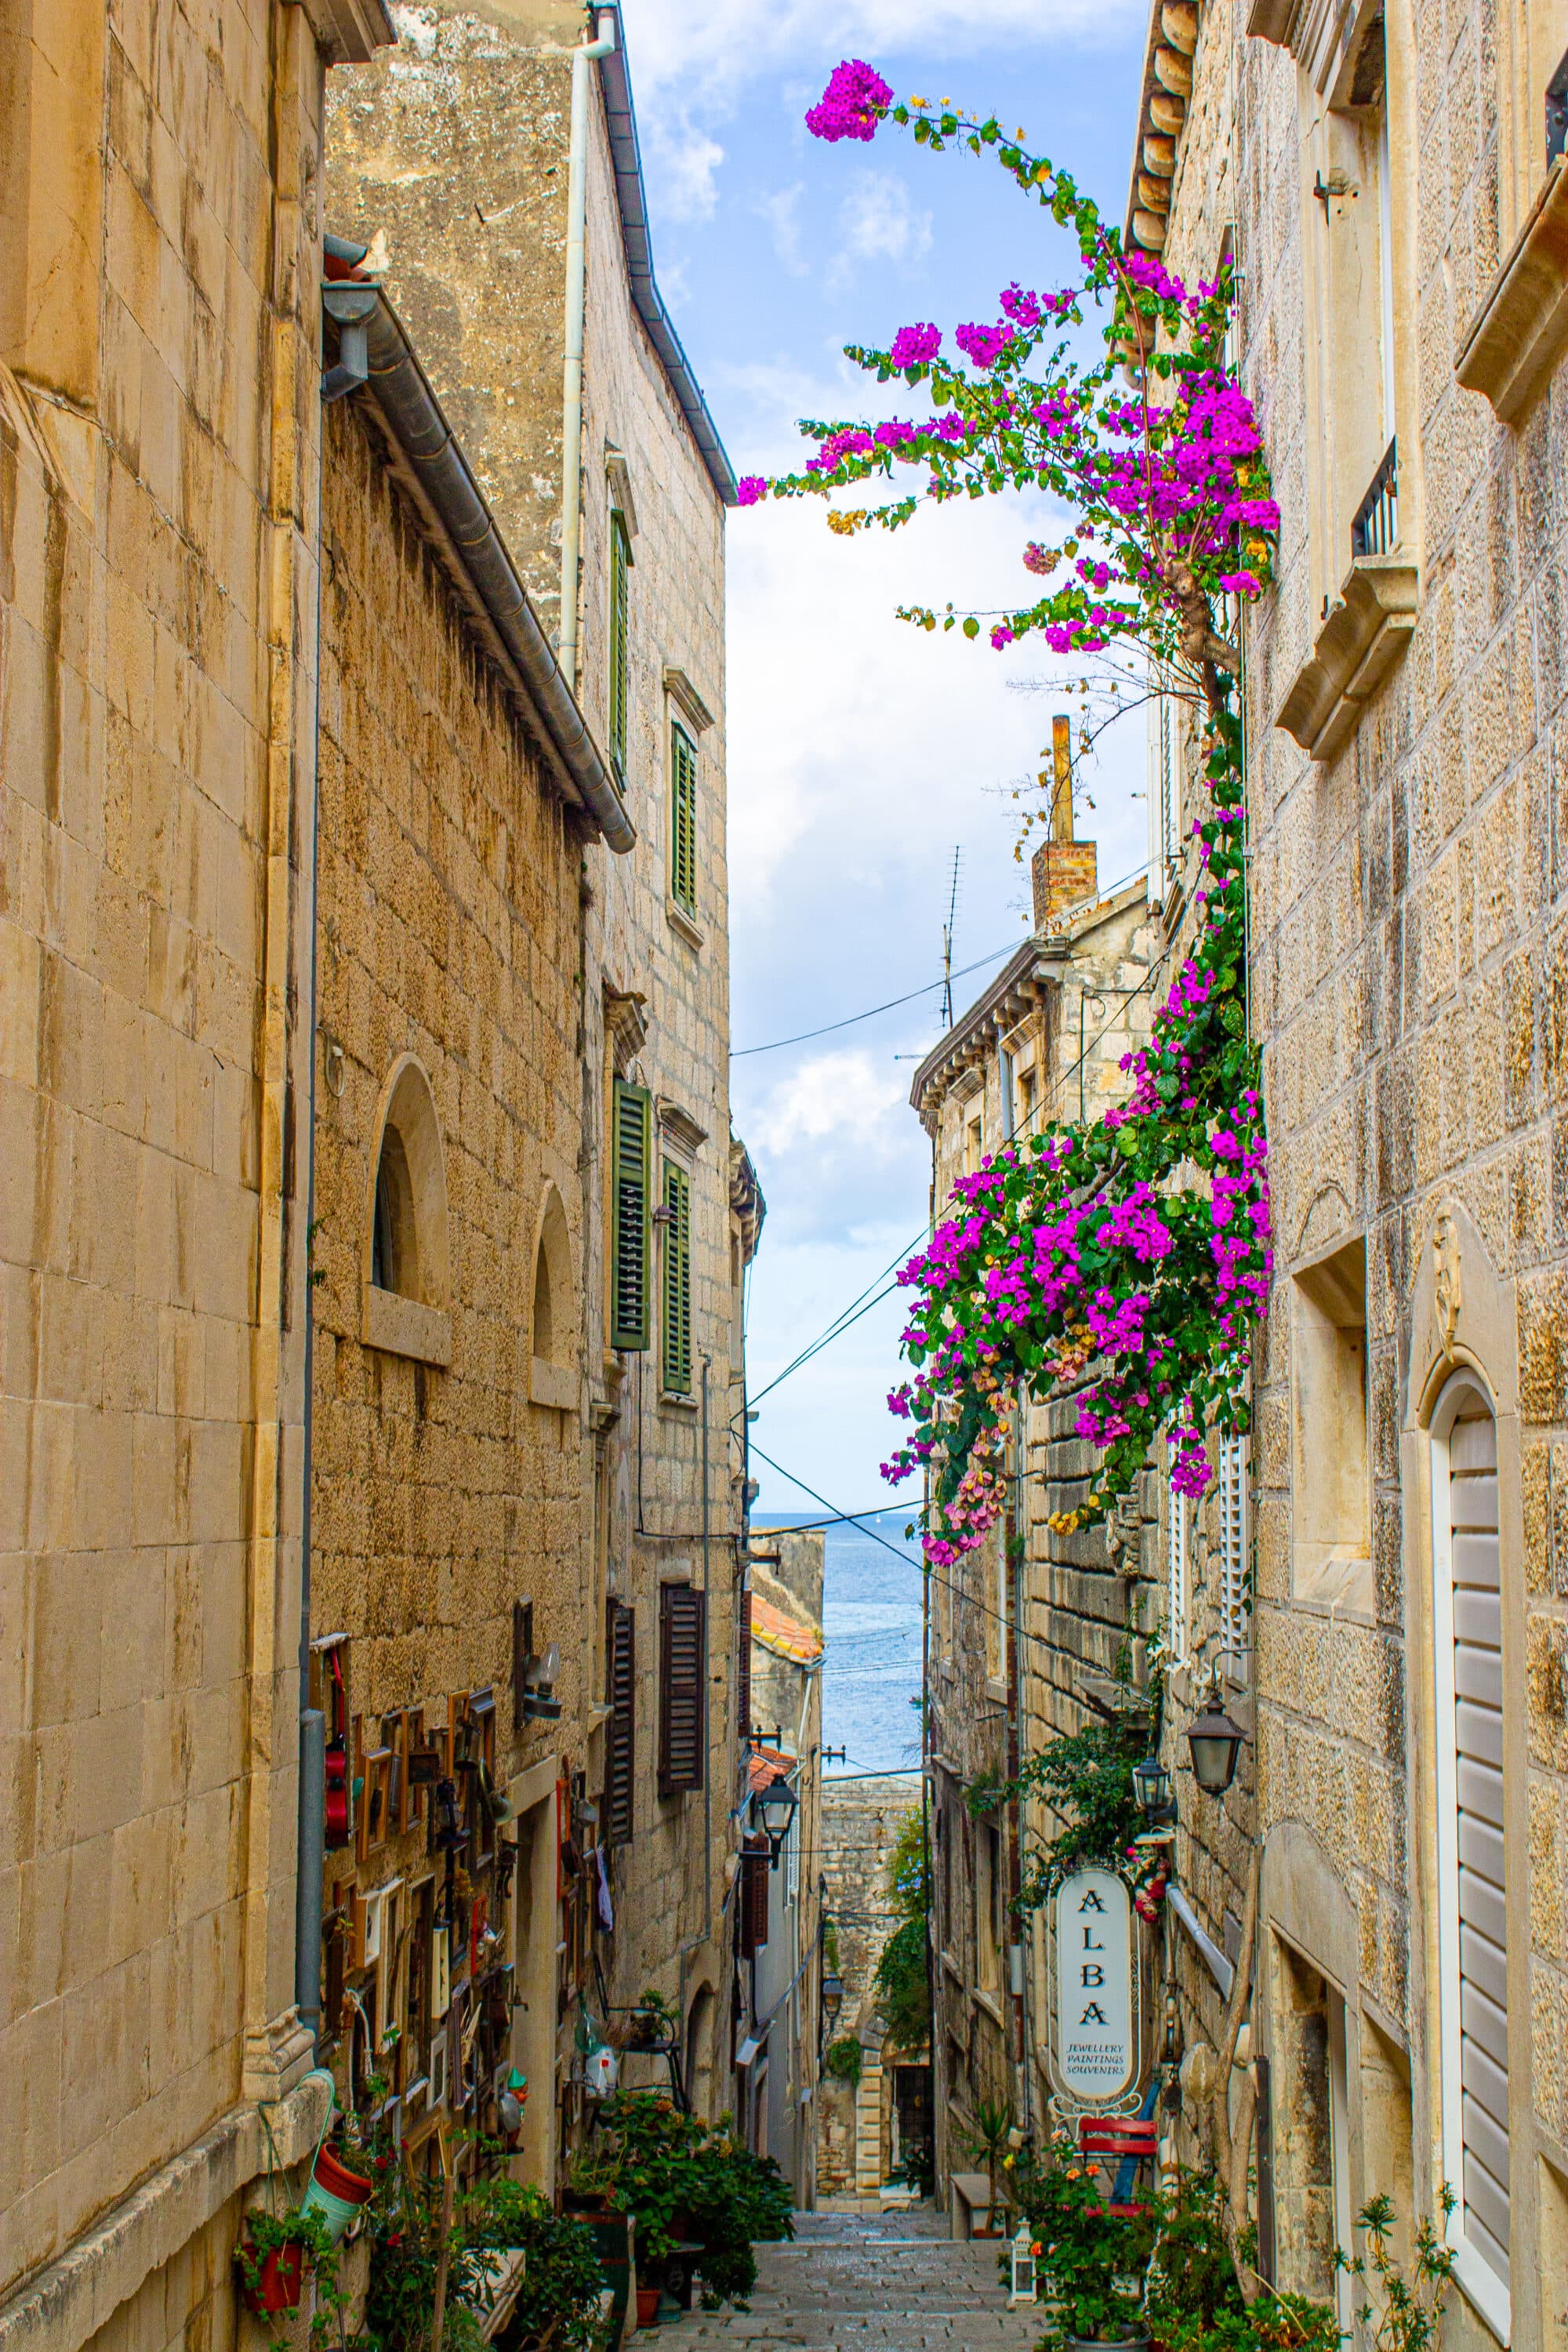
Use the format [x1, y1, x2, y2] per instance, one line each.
[1218, 1435, 1250, 1681]
[1166, 1486, 1189, 1668]
[1430, 1370, 1511, 2345]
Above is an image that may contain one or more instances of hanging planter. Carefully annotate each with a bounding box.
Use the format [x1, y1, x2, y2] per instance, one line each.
[238, 2238, 307, 2318]
[300, 2141, 375, 2243]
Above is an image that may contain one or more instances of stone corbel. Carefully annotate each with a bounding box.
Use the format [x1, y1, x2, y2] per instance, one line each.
[288, 0, 394, 64]
[1275, 553, 1419, 763]
[1457, 157, 1568, 426]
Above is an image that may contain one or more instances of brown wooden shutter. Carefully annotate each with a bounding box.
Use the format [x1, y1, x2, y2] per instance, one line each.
[739, 1834, 771, 1958]
[658, 1583, 706, 1797]
[605, 1600, 635, 1846]
[738, 1588, 753, 1746]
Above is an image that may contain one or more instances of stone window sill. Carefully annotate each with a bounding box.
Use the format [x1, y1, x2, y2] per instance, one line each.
[529, 1356, 576, 1410]
[1457, 156, 1568, 425]
[362, 1282, 451, 1366]
[659, 1389, 699, 1412]
[666, 898, 703, 950]
[1276, 554, 1419, 762]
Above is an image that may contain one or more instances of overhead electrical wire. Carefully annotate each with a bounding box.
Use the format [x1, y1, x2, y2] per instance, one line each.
[739, 924, 1178, 1417]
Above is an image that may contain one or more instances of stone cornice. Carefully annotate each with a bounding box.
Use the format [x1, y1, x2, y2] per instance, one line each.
[289, 0, 394, 65]
[1275, 554, 1419, 761]
[1457, 157, 1568, 426]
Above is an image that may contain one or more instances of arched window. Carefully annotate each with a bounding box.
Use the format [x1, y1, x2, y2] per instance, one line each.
[362, 1056, 451, 1367]
[1431, 1370, 1510, 2336]
[528, 1185, 576, 1408]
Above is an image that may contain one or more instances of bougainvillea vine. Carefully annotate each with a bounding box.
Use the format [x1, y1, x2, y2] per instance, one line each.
[742, 70, 1276, 1559]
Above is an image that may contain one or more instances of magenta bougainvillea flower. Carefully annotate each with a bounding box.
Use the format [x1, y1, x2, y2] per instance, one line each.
[741, 69, 1276, 1561]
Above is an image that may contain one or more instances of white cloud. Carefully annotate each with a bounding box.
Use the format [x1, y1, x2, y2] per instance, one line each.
[623, 0, 1142, 101]
[753, 182, 810, 276]
[641, 109, 726, 221]
[830, 169, 931, 284]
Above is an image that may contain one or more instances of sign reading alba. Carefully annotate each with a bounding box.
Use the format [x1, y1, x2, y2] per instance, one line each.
[1053, 1867, 1135, 2101]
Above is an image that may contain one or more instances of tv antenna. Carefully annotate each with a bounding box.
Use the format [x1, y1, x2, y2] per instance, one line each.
[941, 847, 962, 1029]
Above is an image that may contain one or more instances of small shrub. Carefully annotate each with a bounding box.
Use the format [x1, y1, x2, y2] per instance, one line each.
[824, 2035, 862, 2086]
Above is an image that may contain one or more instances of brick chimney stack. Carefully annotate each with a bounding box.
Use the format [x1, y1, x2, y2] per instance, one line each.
[1032, 712, 1098, 931]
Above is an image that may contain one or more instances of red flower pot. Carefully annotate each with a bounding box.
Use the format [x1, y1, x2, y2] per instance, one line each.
[240, 2241, 307, 2317]
[635, 2285, 662, 2328]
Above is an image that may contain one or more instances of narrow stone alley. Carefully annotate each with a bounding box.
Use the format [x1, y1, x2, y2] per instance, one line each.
[661, 2209, 1044, 2352]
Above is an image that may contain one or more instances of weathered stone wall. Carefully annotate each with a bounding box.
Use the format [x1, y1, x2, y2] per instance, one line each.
[0, 0, 356, 2327]
[817, 1778, 920, 2199]
[325, 0, 742, 2136]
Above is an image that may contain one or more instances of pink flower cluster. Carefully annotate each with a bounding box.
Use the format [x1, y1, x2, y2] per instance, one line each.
[804, 58, 892, 143]
[891, 322, 942, 368]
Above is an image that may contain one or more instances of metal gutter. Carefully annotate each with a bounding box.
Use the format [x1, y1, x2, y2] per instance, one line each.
[1167, 1882, 1235, 1997]
[324, 281, 635, 853]
[596, 7, 738, 507]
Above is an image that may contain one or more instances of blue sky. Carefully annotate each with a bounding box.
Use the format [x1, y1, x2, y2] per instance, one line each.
[625, 0, 1151, 1518]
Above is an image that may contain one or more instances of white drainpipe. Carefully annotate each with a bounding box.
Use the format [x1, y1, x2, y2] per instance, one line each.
[559, 9, 616, 690]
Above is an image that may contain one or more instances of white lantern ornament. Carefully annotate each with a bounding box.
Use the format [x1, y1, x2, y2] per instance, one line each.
[1009, 2222, 1038, 2307]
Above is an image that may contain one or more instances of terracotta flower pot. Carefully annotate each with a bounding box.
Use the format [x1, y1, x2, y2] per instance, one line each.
[239, 2241, 307, 2317]
[300, 2143, 374, 2244]
[636, 2284, 662, 2328]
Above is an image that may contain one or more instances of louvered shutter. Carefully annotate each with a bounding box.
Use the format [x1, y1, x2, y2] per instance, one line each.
[737, 1588, 753, 1746]
[662, 1160, 691, 1395]
[739, 1833, 771, 1958]
[1448, 1405, 1510, 2285]
[1218, 1436, 1250, 1676]
[658, 1582, 706, 1796]
[610, 1079, 652, 1351]
[670, 722, 697, 913]
[609, 514, 630, 776]
[605, 1600, 635, 1846]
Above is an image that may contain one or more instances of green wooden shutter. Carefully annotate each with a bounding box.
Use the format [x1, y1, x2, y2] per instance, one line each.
[662, 1159, 691, 1395]
[609, 513, 630, 778]
[670, 720, 697, 913]
[610, 1078, 652, 1351]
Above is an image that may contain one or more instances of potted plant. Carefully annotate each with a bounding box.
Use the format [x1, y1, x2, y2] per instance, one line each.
[235, 2208, 343, 2349]
[959, 2099, 1018, 2236]
[1013, 2130, 1155, 2350]
[624, 1991, 680, 2053]
[569, 2092, 793, 2314]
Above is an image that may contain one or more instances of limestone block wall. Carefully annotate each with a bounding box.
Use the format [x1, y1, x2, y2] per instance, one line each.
[325, 0, 742, 2132]
[311, 387, 590, 1823]
[1, 0, 347, 2321]
[816, 1779, 920, 2198]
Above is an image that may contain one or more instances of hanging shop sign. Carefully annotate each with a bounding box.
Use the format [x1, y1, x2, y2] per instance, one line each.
[1051, 1867, 1138, 2103]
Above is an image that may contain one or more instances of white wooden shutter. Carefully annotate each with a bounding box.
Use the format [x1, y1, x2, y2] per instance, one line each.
[1219, 1436, 1250, 1677]
[1447, 1404, 1509, 2288]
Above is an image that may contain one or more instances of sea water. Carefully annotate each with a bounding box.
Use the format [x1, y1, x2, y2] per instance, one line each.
[753, 1507, 924, 1780]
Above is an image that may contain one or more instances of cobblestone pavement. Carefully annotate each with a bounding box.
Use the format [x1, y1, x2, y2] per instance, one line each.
[655, 2205, 1046, 2352]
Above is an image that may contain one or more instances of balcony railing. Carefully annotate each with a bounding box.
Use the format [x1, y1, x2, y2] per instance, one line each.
[1352, 438, 1399, 557]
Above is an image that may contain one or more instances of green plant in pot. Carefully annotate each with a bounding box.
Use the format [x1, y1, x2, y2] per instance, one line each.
[1013, 2130, 1154, 2350]
[570, 2092, 792, 2308]
[235, 2207, 344, 2350]
[624, 1990, 681, 2052]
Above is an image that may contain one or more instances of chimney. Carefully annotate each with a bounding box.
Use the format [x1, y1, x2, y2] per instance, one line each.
[1032, 713, 1098, 931]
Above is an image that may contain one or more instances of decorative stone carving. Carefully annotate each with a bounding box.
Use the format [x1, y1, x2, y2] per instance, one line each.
[1434, 1210, 1462, 1363]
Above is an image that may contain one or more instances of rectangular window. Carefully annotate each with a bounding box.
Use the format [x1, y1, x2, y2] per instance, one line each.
[739, 1832, 770, 1956]
[610, 1078, 652, 1351]
[670, 720, 698, 914]
[977, 1819, 1002, 1991]
[1166, 1486, 1189, 1668]
[609, 511, 631, 778]
[658, 1581, 706, 1797]
[604, 1600, 635, 1846]
[1218, 1435, 1250, 1679]
[1433, 1390, 1511, 2329]
[1291, 1238, 1371, 1611]
[662, 1159, 692, 1396]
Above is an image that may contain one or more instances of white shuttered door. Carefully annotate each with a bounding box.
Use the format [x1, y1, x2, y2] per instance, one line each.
[1443, 1399, 1510, 2291]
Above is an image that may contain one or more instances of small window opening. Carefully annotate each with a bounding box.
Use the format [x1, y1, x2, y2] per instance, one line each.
[1291, 1236, 1371, 1610]
[532, 1241, 554, 1363]
[372, 1127, 416, 1296]
[1549, 48, 1568, 169]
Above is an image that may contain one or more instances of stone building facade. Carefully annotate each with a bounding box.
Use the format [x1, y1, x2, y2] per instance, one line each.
[1119, 0, 1568, 2344]
[815, 1777, 925, 2203]
[0, 0, 393, 2346]
[910, 812, 1161, 2201]
[324, 0, 749, 2137]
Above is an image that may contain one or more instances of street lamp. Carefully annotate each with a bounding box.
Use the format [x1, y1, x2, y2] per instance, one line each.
[1131, 1755, 1174, 1820]
[753, 1777, 798, 1864]
[1186, 1682, 1246, 1796]
[821, 1969, 844, 2031]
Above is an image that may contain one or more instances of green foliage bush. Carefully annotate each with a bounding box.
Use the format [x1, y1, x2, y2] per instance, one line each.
[873, 1812, 931, 2055]
[569, 2091, 792, 2308]
[824, 2036, 862, 2085]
